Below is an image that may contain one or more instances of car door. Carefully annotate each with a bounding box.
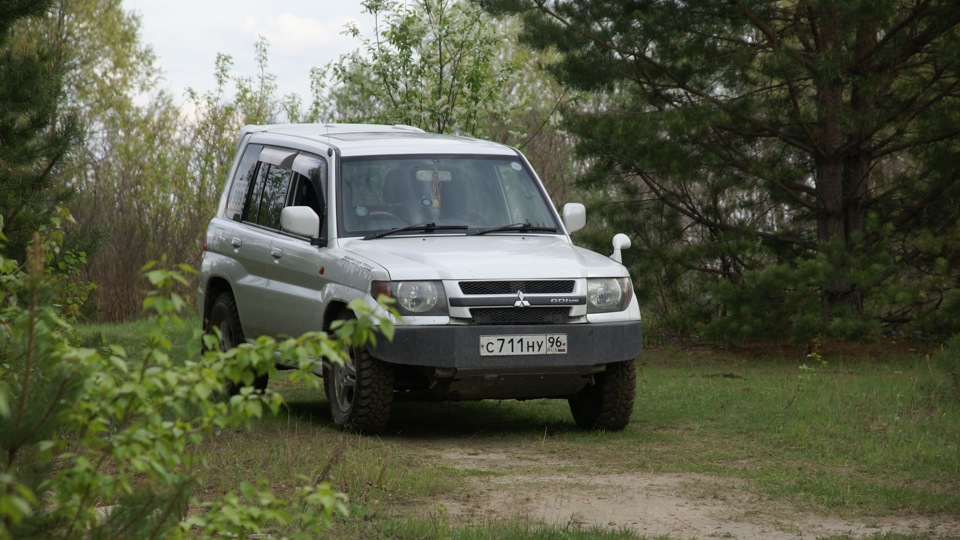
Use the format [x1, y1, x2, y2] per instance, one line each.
[230, 146, 299, 337]
[259, 152, 336, 338]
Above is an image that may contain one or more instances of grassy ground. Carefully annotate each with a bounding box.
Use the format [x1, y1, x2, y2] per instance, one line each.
[75, 320, 960, 539]
[635, 343, 959, 516]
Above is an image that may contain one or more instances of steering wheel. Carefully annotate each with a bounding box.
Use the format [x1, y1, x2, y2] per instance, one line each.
[366, 210, 405, 225]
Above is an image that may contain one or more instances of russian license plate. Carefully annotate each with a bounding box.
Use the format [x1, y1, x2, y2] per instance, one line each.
[479, 334, 567, 356]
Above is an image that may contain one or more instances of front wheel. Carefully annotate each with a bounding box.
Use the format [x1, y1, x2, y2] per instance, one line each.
[208, 292, 268, 395]
[325, 321, 394, 433]
[568, 360, 636, 431]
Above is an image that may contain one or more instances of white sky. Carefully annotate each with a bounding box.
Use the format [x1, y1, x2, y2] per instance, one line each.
[123, 0, 375, 103]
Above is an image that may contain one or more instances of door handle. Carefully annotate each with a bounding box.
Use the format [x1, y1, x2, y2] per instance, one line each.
[231, 236, 242, 248]
[271, 247, 283, 259]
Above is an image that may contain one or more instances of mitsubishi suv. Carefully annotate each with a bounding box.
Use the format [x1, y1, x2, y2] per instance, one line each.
[198, 124, 643, 433]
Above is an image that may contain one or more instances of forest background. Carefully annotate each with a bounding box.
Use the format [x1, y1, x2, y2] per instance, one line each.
[3, 1, 960, 537]
[4, 0, 960, 345]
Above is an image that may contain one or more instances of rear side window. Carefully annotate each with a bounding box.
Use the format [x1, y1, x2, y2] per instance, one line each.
[246, 164, 293, 230]
[225, 144, 263, 221]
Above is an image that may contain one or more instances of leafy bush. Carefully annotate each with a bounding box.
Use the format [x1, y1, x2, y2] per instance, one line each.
[0, 228, 390, 538]
[702, 253, 881, 343]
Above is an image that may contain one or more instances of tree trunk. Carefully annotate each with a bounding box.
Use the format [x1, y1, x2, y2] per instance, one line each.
[815, 2, 861, 309]
[814, 6, 880, 312]
[839, 17, 879, 310]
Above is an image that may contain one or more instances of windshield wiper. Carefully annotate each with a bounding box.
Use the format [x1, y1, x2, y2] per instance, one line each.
[363, 222, 468, 240]
[471, 223, 559, 236]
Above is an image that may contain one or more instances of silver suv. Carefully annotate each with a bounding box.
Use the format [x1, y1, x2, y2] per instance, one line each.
[199, 124, 642, 433]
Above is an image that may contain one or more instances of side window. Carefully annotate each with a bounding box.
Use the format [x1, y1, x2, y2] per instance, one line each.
[226, 143, 263, 221]
[292, 153, 327, 206]
[244, 163, 294, 230]
[288, 153, 327, 238]
[289, 174, 322, 214]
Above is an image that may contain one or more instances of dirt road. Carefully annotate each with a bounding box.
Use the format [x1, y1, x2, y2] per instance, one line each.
[396, 441, 959, 539]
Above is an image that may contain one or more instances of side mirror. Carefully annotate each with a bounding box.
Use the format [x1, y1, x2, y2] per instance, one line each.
[562, 202, 586, 234]
[281, 206, 321, 238]
[611, 233, 631, 263]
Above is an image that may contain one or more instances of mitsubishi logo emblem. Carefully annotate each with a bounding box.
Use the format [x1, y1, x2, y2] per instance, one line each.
[514, 290, 530, 308]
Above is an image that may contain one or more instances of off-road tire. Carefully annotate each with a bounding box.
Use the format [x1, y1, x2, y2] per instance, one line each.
[325, 318, 394, 434]
[568, 360, 636, 431]
[208, 292, 268, 395]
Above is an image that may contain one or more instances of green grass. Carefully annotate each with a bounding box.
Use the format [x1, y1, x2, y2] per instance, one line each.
[633, 348, 959, 516]
[358, 518, 640, 539]
[75, 315, 200, 357]
[75, 320, 960, 538]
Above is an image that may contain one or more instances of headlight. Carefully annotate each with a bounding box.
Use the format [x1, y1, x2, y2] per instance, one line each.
[587, 277, 633, 313]
[372, 280, 447, 315]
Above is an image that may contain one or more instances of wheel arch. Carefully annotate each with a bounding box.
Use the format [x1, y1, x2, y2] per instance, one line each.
[321, 300, 350, 332]
[319, 282, 372, 331]
[203, 276, 235, 327]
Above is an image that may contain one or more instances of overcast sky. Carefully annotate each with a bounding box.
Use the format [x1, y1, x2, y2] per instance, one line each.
[123, 0, 374, 103]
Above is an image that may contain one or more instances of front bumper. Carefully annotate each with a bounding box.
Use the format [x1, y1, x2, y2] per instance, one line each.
[368, 320, 642, 371]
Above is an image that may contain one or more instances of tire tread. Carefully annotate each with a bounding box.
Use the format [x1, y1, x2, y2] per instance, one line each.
[569, 360, 636, 431]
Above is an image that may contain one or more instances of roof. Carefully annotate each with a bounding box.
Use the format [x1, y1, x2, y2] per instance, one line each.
[240, 123, 517, 158]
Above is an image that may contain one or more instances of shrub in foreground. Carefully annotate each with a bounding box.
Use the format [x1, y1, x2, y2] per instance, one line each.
[0, 229, 389, 538]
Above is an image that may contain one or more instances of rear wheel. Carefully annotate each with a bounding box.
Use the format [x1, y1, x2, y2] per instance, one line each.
[325, 315, 394, 433]
[208, 292, 268, 394]
[568, 360, 636, 431]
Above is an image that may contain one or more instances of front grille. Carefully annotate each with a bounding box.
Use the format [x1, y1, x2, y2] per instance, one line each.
[459, 280, 575, 295]
[470, 307, 571, 325]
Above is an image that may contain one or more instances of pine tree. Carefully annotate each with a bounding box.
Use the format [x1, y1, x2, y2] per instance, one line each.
[481, 0, 960, 339]
[0, 0, 79, 263]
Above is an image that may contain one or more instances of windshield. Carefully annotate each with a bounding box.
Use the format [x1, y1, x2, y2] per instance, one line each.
[337, 155, 560, 238]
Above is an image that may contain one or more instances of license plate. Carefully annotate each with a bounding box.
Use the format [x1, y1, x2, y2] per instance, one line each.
[479, 334, 567, 356]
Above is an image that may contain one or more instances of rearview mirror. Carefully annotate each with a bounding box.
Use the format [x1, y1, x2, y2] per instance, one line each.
[415, 170, 452, 182]
[562, 203, 586, 233]
[281, 206, 321, 238]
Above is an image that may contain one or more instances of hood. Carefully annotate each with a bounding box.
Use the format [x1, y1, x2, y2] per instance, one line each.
[340, 235, 626, 281]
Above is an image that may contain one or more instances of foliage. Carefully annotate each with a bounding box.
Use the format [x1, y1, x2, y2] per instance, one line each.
[27, 209, 96, 324]
[82, 34, 301, 322]
[0, 227, 406, 538]
[480, 0, 960, 341]
[325, 0, 515, 137]
[0, 0, 80, 264]
[13, 2, 302, 322]
[12, 0, 172, 320]
[319, 0, 582, 210]
[704, 250, 882, 342]
[14, 0, 160, 116]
